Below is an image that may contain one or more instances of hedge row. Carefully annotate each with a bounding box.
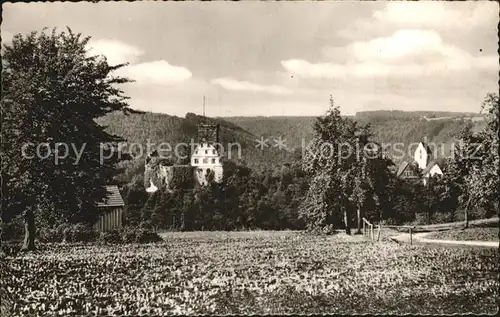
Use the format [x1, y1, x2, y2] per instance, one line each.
[38, 224, 163, 244]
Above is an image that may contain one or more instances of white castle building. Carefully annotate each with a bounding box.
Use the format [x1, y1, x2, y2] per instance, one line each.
[144, 123, 224, 193]
[191, 141, 223, 185]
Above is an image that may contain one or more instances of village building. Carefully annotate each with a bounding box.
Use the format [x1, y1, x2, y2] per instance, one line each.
[144, 123, 224, 193]
[93, 185, 125, 232]
[397, 141, 443, 185]
[191, 124, 223, 185]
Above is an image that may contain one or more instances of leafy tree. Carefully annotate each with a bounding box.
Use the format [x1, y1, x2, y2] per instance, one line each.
[300, 97, 359, 234]
[442, 93, 499, 227]
[1, 28, 132, 250]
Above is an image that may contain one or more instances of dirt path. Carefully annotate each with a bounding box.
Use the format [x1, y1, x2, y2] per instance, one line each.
[392, 231, 499, 248]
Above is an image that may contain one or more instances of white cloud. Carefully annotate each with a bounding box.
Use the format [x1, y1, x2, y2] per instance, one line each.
[118, 60, 192, 85]
[211, 77, 293, 95]
[373, 2, 496, 29]
[282, 29, 498, 79]
[87, 39, 144, 65]
[87, 39, 193, 86]
[350, 29, 443, 61]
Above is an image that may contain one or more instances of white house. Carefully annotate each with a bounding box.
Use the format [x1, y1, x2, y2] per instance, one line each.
[398, 141, 443, 185]
[191, 142, 223, 185]
[414, 142, 432, 170]
[421, 161, 443, 186]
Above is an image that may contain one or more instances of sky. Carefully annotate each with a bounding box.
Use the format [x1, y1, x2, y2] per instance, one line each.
[2, 1, 498, 117]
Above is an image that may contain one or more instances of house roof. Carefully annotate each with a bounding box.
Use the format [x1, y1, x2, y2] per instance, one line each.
[422, 161, 439, 176]
[396, 161, 409, 177]
[97, 185, 125, 208]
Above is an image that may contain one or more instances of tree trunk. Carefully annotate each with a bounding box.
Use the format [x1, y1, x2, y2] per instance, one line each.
[22, 209, 35, 251]
[344, 208, 351, 235]
[356, 204, 361, 234]
[464, 198, 471, 229]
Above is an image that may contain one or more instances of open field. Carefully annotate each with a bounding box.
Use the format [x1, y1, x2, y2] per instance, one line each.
[425, 227, 499, 242]
[2, 231, 498, 315]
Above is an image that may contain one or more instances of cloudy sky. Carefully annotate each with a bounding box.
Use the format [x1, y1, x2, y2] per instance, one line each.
[2, 2, 498, 117]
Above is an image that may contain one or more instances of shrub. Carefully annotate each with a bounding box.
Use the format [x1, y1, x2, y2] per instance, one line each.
[1, 217, 24, 242]
[38, 223, 98, 243]
[98, 229, 123, 244]
[118, 226, 162, 243]
[121, 227, 137, 243]
[37, 224, 162, 245]
[69, 223, 98, 243]
[38, 227, 62, 243]
[135, 228, 163, 243]
[430, 212, 454, 224]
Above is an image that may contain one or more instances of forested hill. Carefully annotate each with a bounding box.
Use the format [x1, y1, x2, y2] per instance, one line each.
[96, 109, 485, 182]
[95, 111, 294, 173]
[225, 111, 486, 162]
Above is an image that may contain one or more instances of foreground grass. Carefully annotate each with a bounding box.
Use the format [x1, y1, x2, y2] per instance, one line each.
[2, 231, 498, 315]
[425, 227, 499, 242]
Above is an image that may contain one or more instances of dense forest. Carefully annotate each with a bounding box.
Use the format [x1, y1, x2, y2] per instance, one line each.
[99, 102, 496, 233]
[97, 110, 485, 175]
[226, 111, 485, 162]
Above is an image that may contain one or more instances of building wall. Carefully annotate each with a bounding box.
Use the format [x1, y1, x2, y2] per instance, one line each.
[428, 164, 443, 177]
[191, 142, 223, 185]
[93, 207, 123, 232]
[414, 143, 430, 170]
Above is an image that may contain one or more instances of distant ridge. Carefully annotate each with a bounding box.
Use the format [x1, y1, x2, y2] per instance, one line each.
[96, 109, 486, 185]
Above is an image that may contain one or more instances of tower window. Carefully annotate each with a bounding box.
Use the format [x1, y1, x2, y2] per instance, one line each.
[211, 158, 216, 164]
[194, 159, 199, 164]
[203, 158, 208, 164]
[205, 150, 208, 154]
[212, 150, 216, 155]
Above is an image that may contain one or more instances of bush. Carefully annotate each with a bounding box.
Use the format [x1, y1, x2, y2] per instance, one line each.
[135, 228, 163, 243]
[38, 223, 98, 243]
[413, 213, 431, 226]
[430, 212, 454, 224]
[119, 226, 163, 243]
[38, 224, 66, 243]
[98, 229, 123, 244]
[1, 217, 24, 242]
[121, 227, 138, 243]
[70, 223, 98, 243]
[37, 224, 162, 245]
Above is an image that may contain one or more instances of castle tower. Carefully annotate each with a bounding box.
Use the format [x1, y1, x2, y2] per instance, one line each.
[191, 123, 223, 185]
[197, 123, 219, 145]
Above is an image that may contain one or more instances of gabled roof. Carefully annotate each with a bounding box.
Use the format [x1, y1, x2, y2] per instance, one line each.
[97, 185, 125, 208]
[422, 161, 441, 176]
[396, 161, 409, 177]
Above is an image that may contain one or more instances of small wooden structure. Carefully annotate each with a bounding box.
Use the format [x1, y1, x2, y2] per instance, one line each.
[93, 185, 125, 232]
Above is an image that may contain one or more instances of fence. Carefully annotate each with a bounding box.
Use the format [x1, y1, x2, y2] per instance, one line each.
[360, 217, 498, 245]
[362, 217, 415, 245]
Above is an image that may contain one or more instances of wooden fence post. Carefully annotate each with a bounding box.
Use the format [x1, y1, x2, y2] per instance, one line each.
[409, 227, 413, 245]
[377, 225, 381, 241]
[370, 224, 374, 240]
[363, 220, 366, 236]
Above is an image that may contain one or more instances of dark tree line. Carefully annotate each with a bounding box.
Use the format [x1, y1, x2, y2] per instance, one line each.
[122, 159, 308, 231]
